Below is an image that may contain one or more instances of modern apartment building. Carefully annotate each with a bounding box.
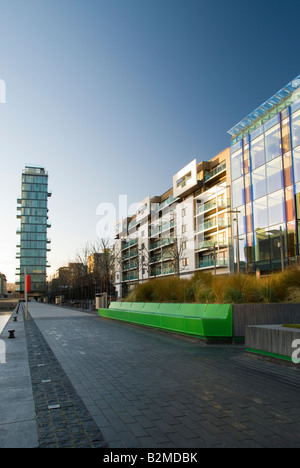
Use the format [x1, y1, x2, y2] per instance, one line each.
[228, 75, 300, 273]
[16, 166, 51, 295]
[114, 148, 232, 298]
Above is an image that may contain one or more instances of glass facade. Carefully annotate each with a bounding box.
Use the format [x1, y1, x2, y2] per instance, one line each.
[229, 78, 300, 272]
[16, 167, 51, 293]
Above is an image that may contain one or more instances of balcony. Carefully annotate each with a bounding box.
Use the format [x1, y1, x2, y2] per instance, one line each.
[196, 200, 227, 216]
[197, 217, 228, 233]
[123, 272, 138, 282]
[124, 261, 137, 271]
[122, 238, 138, 250]
[204, 162, 226, 183]
[123, 249, 138, 260]
[198, 257, 228, 269]
[156, 195, 175, 212]
[128, 218, 137, 230]
[149, 237, 175, 251]
[150, 266, 175, 277]
[197, 239, 228, 251]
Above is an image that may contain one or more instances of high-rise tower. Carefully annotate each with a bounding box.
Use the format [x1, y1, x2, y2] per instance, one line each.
[16, 166, 51, 295]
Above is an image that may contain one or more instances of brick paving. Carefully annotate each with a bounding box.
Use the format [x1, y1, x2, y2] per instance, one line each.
[27, 303, 300, 448]
[25, 315, 108, 448]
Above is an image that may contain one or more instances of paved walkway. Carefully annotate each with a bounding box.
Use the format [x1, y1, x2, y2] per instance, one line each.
[1, 302, 300, 448]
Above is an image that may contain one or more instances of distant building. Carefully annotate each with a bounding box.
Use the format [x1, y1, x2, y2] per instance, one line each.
[16, 166, 51, 295]
[88, 253, 104, 275]
[0, 273, 7, 297]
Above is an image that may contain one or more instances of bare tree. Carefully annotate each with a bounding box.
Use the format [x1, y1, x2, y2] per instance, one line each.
[165, 235, 188, 277]
[91, 237, 115, 294]
[75, 241, 91, 276]
[136, 242, 150, 284]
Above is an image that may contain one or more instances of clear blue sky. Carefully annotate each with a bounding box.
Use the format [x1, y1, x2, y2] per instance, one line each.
[0, 0, 300, 283]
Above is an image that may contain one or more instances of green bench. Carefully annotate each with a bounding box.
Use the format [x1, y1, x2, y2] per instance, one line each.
[98, 302, 233, 341]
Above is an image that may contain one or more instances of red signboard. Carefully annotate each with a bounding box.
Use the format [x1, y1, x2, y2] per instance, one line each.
[26, 275, 31, 293]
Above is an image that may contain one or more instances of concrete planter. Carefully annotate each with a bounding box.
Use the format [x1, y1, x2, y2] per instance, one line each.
[232, 303, 300, 339]
[245, 324, 300, 364]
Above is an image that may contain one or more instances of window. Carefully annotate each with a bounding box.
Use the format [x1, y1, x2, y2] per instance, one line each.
[231, 149, 243, 180]
[253, 197, 268, 229]
[244, 173, 252, 204]
[292, 109, 300, 149]
[182, 258, 189, 267]
[182, 225, 187, 234]
[177, 171, 191, 188]
[266, 157, 283, 194]
[268, 190, 285, 226]
[265, 124, 281, 162]
[252, 166, 267, 200]
[293, 146, 300, 183]
[232, 177, 244, 208]
[285, 186, 295, 223]
[255, 229, 271, 262]
[251, 134, 265, 169]
[181, 208, 186, 217]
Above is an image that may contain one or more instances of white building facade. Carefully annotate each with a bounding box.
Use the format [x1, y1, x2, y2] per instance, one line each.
[114, 148, 232, 299]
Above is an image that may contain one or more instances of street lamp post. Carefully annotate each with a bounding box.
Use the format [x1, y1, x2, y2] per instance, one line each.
[228, 209, 241, 274]
[213, 242, 217, 276]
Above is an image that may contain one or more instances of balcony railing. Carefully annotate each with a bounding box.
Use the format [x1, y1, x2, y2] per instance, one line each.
[197, 239, 228, 250]
[122, 238, 138, 250]
[196, 200, 227, 215]
[123, 249, 138, 260]
[150, 266, 175, 277]
[124, 261, 138, 271]
[149, 237, 175, 251]
[198, 257, 228, 269]
[197, 217, 228, 233]
[157, 195, 175, 212]
[150, 220, 174, 237]
[123, 273, 138, 281]
[204, 162, 226, 182]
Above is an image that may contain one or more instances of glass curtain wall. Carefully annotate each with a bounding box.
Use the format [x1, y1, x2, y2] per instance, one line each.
[230, 97, 300, 272]
[16, 167, 51, 293]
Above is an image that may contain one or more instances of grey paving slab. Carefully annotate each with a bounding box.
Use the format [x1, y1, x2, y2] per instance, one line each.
[27, 302, 300, 448]
[0, 309, 39, 448]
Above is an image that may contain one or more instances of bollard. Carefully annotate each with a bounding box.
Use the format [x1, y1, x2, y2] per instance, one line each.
[13, 316, 18, 322]
[8, 330, 15, 339]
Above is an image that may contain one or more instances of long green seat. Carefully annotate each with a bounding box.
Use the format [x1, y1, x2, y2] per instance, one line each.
[99, 302, 233, 340]
[178, 303, 208, 317]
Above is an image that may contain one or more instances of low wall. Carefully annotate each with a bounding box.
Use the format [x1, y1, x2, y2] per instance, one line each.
[232, 303, 300, 339]
[245, 324, 300, 364]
